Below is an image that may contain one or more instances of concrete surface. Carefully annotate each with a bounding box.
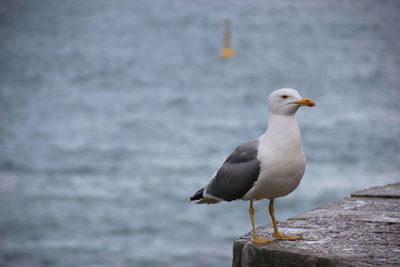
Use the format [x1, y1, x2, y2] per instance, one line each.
[233, 183, 400, 267]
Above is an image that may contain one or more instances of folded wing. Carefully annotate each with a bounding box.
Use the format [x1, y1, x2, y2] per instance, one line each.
[193, 140, 261, 203]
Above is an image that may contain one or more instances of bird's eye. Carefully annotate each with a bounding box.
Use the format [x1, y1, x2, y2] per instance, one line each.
[281, 95, 288, 99]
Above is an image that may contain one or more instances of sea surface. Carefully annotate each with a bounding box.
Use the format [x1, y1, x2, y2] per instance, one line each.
[0, 0, 399, 266]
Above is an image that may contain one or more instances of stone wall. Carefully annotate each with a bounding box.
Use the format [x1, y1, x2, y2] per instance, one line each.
[233, 183, 400, 267]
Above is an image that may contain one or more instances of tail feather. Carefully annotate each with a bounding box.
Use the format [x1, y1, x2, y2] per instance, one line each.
[190, 187, 221, 204]
[190, 188, 204, 201]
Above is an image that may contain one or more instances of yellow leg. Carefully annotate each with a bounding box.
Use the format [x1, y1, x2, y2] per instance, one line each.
[269, 199, 302, 241]
[249, 200, 273, 243]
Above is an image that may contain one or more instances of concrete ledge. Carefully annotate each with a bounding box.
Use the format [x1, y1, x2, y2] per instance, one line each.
[351, 183, 400, 199]
[232, 182, 400, 267]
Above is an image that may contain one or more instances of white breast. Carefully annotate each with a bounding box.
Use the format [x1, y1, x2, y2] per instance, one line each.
[242, 115, 306, 200]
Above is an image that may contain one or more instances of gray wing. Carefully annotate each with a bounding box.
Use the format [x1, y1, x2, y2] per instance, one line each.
[205, 140, 260, 201]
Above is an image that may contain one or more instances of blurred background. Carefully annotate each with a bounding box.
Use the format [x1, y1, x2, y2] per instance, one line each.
[0, 0, 399, 266]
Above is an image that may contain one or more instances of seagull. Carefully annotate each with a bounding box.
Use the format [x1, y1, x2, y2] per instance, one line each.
[190, 88, 315, 243]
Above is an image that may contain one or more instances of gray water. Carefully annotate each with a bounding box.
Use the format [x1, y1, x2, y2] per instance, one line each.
[1, 0, 399, 266]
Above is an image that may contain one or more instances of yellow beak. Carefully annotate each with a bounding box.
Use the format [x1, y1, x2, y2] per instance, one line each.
[293, 97, 315, 107]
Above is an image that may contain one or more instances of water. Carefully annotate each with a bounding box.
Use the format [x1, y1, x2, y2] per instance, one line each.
[0, 0, 399, 266]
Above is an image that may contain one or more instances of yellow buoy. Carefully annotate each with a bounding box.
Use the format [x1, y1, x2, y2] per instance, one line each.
[220, 19, 234, 59]
[220, 47, 234, 58]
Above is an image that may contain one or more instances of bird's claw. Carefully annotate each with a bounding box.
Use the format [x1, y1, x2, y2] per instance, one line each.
[274, 233, 302, 241]
[252, 235, 274, 244]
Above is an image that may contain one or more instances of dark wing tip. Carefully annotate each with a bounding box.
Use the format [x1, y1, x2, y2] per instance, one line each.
[190, 188, 204, 201]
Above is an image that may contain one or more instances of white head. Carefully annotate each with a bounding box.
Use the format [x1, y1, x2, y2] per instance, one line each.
[268, 88, 315, 116]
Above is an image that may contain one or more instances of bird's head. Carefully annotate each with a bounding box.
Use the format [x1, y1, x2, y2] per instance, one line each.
[268, 88, 315, 115]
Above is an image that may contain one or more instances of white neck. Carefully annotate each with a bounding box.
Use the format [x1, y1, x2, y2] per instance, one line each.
[261, 113, 303, 150]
